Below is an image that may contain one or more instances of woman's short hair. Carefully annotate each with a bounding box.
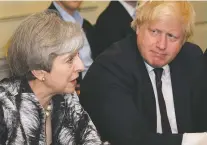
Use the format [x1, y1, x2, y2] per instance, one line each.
[131, 1, 195, 41]
[8, 10, 84, 78]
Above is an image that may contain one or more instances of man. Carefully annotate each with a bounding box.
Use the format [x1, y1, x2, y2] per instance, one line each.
[80, 1, 207, 145]
[94, 1, 137, 58]
[48, 1, 94, 78]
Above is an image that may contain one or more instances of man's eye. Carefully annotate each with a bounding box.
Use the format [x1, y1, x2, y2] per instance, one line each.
[168, 33, 174, 38]
[167, 33, 177, 41]
[150, 29, 159, 35]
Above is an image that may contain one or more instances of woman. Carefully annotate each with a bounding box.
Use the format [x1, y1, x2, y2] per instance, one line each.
[0, 10, 106, 145]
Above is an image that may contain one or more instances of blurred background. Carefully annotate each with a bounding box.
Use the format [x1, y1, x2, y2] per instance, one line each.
[0, 1, 207, 58]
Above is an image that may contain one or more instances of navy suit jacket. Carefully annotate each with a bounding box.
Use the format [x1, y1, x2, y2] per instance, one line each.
[80, 34, 207, 145]
[94, 1, 135, 58]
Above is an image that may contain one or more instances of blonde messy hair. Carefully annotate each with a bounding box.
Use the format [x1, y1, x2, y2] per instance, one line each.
[131, 1, 195, 41]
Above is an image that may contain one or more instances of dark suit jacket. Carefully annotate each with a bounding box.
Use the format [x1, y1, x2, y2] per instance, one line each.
[48, 3, 96, 60]
[94, 1, 135, 59]
[80, 34, 207, 145]
[204, 48, 207, 59]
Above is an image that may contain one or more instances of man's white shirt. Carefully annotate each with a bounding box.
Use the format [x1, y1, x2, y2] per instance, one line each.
[119, 1, 136, 19]
[144, 62, 207, 145]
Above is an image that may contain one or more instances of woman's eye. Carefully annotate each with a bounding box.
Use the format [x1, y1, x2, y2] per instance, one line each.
[66, 57, 74, 64]
[66, 53, 79, 64]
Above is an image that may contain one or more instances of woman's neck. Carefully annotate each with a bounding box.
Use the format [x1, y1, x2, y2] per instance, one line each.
[28, 80, 53, 108]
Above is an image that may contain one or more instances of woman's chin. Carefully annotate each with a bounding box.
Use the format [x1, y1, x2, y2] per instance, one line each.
[64, 87, 75, 94]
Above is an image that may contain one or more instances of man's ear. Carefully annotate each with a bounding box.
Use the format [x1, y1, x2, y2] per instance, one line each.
[31, 70, 47, 81]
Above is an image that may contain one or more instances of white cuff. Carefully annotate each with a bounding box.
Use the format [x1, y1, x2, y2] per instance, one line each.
[182, 133, 207, 145]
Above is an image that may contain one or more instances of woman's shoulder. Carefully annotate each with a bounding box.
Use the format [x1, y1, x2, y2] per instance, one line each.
[62, 93, 105, 144]
[0, 77, 21, 108]
[64, 92, 82, 113]
[64, 92, 79, 104]
[0, 77, 21, 91]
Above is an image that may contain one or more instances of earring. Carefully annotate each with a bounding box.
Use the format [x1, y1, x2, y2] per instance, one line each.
[42, 77, 45, 81]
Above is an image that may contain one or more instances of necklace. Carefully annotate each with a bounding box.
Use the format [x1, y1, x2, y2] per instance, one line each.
[44, 104, 52, 117]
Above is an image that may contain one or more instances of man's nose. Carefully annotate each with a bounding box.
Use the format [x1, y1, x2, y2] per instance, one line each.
[157, 34, 167, 50]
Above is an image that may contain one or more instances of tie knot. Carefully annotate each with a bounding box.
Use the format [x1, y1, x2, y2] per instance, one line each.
[153, 68, 163, 80]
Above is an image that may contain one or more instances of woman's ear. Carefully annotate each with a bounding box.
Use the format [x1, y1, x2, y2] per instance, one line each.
[31, 70, 47, 81]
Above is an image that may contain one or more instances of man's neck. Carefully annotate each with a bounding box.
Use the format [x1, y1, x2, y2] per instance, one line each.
[55, 1, 74, 15]
[124, 1, 137, 8]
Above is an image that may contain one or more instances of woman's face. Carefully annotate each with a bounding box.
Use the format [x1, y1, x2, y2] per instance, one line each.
[43, 52, 84, 94]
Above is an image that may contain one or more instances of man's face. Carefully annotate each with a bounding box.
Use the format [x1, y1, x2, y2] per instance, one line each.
[136, 17, 185, 68]
[59, 1, 82, 11]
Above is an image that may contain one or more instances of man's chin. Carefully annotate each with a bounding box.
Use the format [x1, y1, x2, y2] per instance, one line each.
[146, 60, 167, 68]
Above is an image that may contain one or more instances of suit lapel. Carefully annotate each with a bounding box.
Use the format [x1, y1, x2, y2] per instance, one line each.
[128, 35, 193, 133]
[135, 58, 193, 133]
[170, 61, 193, 133]
[51, 95, 66, 141]
[133, 47, 157, 132]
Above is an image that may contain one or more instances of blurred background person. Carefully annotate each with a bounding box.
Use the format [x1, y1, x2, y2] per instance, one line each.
[48, 1, 95, 94]
[48, 1, 94, 77]
[0, 10, 104, 145]
[0, 40, 11, 80]
[94, 0, 137, 58]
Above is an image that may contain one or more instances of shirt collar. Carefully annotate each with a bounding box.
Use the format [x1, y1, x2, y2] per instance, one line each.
[144, 61, 170, 77]
[119, 1, 136, 18]
[53, 2, 83, 26]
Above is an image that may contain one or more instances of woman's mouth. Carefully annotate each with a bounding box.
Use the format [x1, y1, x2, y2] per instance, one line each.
[71, 79, 77, 85]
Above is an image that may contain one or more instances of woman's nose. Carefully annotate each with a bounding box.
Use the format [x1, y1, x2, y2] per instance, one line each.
[75, 55, 84, 73]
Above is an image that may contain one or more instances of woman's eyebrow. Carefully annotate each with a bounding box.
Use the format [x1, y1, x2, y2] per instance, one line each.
[61, 54, 71, 62]
[65, 53, 77, 62]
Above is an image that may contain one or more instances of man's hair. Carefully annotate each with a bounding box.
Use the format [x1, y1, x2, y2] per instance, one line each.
[131, 1, 195, 41]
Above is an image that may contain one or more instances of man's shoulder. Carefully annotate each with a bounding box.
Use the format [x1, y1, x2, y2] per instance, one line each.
[94, 34, 139, 72]
[83, 19, 94, 31]
[180, 42, 203, 57]
[172, 42, 204, 74]
[98, 35, 137, 58]
[96, 1, 125, 23]
[83, 19, 93, 27]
